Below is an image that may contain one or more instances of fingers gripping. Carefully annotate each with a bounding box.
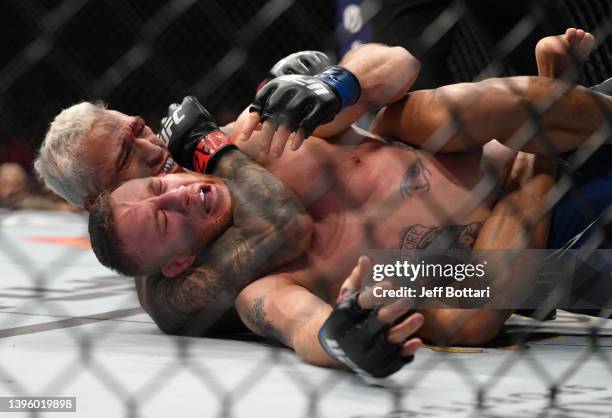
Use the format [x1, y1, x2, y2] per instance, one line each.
[242, 67, 360, 156]
[319, 256, 420, 379]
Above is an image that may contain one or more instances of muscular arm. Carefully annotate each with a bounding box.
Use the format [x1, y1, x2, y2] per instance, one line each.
[137, 150, 313, 335]
[233, 44, 420, 152]
[375, 76, 611, 154]
[313, 44, 420, 139]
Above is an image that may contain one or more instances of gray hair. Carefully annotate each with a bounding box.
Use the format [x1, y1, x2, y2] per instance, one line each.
[34, 101, 107, 207]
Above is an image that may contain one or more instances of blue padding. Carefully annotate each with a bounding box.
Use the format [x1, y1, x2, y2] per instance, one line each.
[315, 66, 361, 109]
[549, 146, 612, 249]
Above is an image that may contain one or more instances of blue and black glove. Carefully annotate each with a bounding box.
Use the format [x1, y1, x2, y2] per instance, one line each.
[250, 65, 361, 139]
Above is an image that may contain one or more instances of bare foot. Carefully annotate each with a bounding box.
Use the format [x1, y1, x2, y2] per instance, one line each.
[535, 27, 596, 79]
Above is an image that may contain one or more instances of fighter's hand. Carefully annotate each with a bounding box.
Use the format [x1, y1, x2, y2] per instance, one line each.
[319, 256, 423, 379]
[268, 51, 331, 79]
[237, 66, 361, 158]
[255, 51, 332, 95]
[158, 96, 235, 173]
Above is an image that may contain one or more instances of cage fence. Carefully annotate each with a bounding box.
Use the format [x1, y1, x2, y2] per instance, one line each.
[1, 0, 612, 417]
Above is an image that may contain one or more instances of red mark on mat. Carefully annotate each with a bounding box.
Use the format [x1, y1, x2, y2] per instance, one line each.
[26, 236, 91, 251]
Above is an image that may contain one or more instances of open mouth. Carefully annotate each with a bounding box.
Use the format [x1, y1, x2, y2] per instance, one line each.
[198, 185, 217, 215]
[161, 156, 174, 173]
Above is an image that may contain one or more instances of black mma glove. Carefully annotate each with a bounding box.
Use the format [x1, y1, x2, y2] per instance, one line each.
[159, 96, 236, 174]
[318, 292, 414, 379]
[257, 51, 332, 92]
[250, 66, 361, 139]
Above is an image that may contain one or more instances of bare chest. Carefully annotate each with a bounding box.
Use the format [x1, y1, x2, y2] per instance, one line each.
[267, 139, 514, 300]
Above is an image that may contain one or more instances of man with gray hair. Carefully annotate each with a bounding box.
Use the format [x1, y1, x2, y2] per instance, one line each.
[34, 102, 99, 207]
[35, 101, 178, 209]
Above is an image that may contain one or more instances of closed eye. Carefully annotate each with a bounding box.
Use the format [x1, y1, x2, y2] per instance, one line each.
[120, 145, 132, 170]
[155, 178, 166, 195]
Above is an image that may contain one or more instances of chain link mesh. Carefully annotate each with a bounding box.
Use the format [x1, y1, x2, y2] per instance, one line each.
[1, 0, 612, 417]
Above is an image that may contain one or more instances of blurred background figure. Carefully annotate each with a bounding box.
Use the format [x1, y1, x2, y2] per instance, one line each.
[0, 162, 78, 211]
[0, 135, 77, 210]
[0, 163, 29, 208]
[0, 126, 77, 210]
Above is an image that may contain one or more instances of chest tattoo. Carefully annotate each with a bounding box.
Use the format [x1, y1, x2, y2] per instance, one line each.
[399, 222, 483, 253]
[400, 157, 432, 198]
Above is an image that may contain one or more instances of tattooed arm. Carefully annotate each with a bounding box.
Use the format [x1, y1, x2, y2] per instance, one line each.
[372, 76, 611, 154]
[137, 149, 313, 335]
[235, 271, 337, 367]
